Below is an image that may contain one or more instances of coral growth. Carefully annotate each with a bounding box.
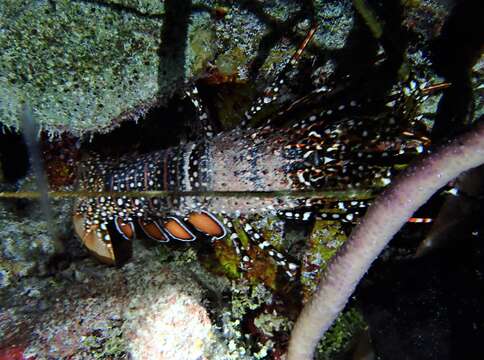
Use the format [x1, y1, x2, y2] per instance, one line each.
[0, 0, 355, 135]
[0, 199, 72, 288]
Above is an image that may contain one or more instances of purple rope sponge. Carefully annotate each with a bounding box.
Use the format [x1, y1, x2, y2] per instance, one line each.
[288, 121, 484, 359]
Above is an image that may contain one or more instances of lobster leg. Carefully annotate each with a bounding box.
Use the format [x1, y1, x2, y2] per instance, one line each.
[241, 25, 317, 127]
[237, 216, 299, 278]
[222, 218, 254, 271]
[185, 85, 215, 138]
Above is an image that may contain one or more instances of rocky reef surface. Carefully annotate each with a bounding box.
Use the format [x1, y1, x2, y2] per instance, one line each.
[1, 238, 223, 359]
[0, 0, 355, 135]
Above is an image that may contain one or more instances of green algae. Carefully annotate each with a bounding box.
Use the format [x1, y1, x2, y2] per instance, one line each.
[186, 13, 217, 77]
[204, 217, 244, 279]
[214, 47, 247, 76]
[301, 219, 348, 302]
[213, 239, 241, 279]
[81, 326, 126, 359]
[317, 307, 366, 360]
[353, 0, 383, 39]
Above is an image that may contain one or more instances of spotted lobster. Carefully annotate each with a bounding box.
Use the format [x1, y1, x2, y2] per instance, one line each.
[73, 26, 432, 278]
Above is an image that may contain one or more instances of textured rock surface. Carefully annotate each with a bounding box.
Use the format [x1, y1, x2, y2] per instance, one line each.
[0, 0, 203, 134]
[0, 198, 72, 288]
[0, 242, 229, 359]
[0, 0, 354, 135]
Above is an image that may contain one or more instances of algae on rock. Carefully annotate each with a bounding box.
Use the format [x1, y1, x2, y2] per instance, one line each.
[0, 198, 73, 288]
[0, 0, 356, 135]
[0, 0, 218, 135]
[0, 0, 162, 134]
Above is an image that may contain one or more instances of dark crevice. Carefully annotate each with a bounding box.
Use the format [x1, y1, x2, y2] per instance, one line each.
[233, 0, 319, 80]
[334, 0, 407, 100]
[430, 0, 484, 142]
[83, 93, 196, 156]
[358, 229, 484, 359]
[0, 126, 30, 184]
[157, 0, 192, 93]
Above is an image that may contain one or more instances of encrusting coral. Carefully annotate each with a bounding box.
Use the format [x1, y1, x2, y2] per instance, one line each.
[0, 0, 354, 136]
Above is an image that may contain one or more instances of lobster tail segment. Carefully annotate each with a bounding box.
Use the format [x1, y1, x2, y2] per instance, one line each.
[187, 210, 227, 240]
[163, 217, 197, 241]
[138, 219, 170, 242]
[114, 216, 135, 241]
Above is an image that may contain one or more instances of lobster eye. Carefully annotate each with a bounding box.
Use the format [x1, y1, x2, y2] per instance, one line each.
[163, 217, 196, 241]
[187, 211, 226, 239]
[138, 219, 170, 242]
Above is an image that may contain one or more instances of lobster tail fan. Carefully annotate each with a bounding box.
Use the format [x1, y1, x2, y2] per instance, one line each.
[73, 213, 116, 265]
[73, 214, 132, 266]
